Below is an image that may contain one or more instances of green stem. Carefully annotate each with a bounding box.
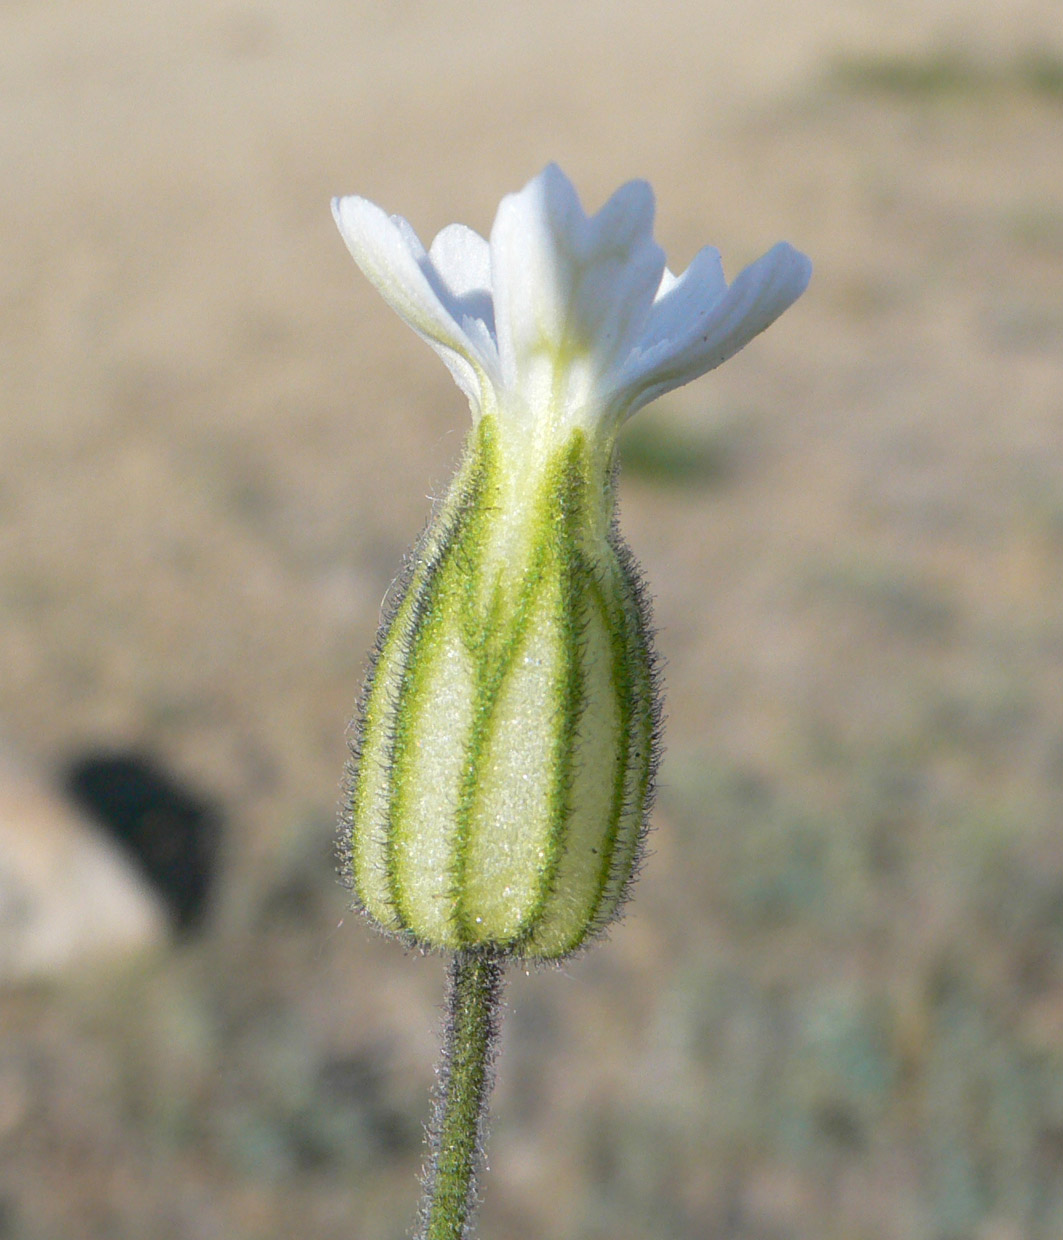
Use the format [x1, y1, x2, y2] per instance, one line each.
[419, 951, 505, 1240]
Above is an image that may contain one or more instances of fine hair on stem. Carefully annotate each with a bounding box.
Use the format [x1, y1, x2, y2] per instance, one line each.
[418, 950, 506, 1240]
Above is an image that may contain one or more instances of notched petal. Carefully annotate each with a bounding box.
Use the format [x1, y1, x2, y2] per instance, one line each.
[427, 224, 494, 332]
[333, 168, 810, 432]
[489, 164, 585, 389]
[618, 241, 811, 416]
[645, 246, 728, 346]
[490, 167, 667, 410]
[332, 195, 493, 410]
[585, 178, 656, 256]
[562, 179, 665, 378]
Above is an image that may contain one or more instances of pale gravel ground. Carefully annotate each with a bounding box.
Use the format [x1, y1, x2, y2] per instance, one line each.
[2, 2, 1063, 1237]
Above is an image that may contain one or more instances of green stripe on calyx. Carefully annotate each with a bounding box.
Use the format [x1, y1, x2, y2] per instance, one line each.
[348, 446, 483, 928]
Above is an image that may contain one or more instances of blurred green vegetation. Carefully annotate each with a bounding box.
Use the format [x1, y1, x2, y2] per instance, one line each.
[624, 750, 1063, 1240]
[830, 48, 1063, 103]
[618, 409, 737, 487]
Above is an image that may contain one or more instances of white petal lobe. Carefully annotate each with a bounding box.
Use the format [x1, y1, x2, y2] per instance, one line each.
[331, 196, 490, 410]
[619, 242, 812, 416]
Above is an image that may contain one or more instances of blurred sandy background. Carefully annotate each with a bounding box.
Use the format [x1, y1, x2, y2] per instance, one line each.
[3, 1, 1063, 1237]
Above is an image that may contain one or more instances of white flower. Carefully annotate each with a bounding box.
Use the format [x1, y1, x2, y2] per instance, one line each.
[335, 166, 811, 959]
[332, 163, 810, 438]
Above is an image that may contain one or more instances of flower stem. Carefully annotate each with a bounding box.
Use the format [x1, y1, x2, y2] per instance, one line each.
[419, 950, 505, 1240]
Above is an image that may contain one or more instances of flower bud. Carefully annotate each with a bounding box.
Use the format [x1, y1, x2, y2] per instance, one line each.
[333, 165, 811, 961]
[344, 415, 658, 958]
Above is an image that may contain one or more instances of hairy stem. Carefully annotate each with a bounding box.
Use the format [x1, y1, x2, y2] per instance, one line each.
[419, 950, 505, 1240]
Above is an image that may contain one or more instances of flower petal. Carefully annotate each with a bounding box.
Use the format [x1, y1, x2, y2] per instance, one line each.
[427, 224, 499, 372]
[427, 224, 492, 311]
[618, 241, 812, 417]
[331, 196, 493, 410]
[489, 164, 584, 401]
[333, 169, 811, 434]
[569, 178, 667, 375]
[489, 165, 666, 422]
[646, 246, 729, 344]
